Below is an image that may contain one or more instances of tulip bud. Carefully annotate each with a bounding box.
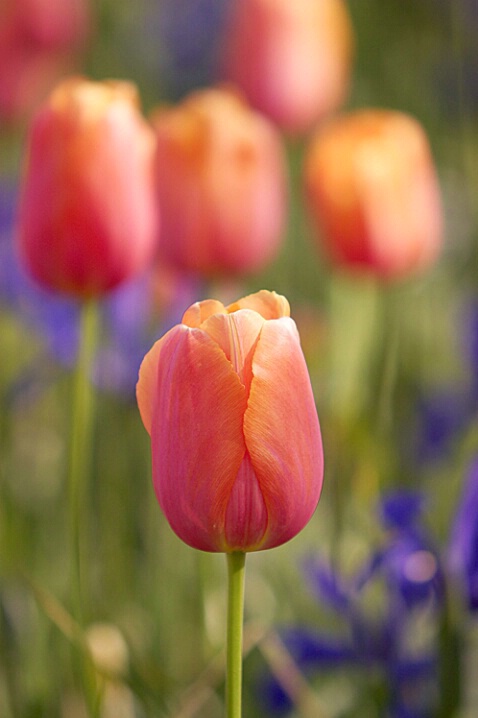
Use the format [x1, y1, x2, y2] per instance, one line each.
[20, 0, 90, 49]
[150, 87, 287, 276]
[18, 77, 159, 297]
[218, 0, 354, 135]
[136, 290, 323, 553]
[304, 110, 443, 280]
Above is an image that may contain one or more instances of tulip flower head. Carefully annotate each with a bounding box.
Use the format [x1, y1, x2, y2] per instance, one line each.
[151, 87, 287, 277]
[137, 290, 323, 552]
[218, 0, 354, 135]
[304, 110, 443, 280]
[18, 77, 159, 298]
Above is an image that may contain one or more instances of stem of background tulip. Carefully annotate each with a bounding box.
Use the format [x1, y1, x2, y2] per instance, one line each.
[226, 551, 246, 718]
[68, 299, 100, 717]
[69, 299, 98, 624]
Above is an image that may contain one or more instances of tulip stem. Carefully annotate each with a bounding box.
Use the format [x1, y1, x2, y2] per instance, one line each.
[69, 299, 98, 623]
[226, 551, 246, 718]
[68, 299, 100, 716]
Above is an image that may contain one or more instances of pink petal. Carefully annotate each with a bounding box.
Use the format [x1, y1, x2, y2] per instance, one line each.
[182, 298, 226, 327]
[136, 327, 178, 435]
[151, 325, 248, 551]
[200, 308, 264, 388]
[244, 317, 323, 550]
[224, 451, 268, 551]
[227, 289, 290, 319]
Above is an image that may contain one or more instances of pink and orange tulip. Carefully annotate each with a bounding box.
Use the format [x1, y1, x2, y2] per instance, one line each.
[136, 290, 323, 553]
[151, 87, 287, 276]
[218, 0, 354, 135]
[18, 77, 159, 297]
[304, 110, 443, 280]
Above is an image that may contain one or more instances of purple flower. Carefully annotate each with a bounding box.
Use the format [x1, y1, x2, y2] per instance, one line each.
[414, 391, 469, 465]
[141, 0, 233, 100]
[302, 557, 350, 611]
[448, 457, 478, 611]
[380, 491, 426, 531]
[260, 491, 443, 718]
[413, 298, 478, 466]
[279, 628, 354, 666]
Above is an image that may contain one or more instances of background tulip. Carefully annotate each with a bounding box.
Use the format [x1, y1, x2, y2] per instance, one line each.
[137, 290, 323, 553]
[304, 109, 443, 280]
[17, 77, 159, 297]
[0, 0, 91, 123]
[151, 87, 287, 276]
[218, 0, 354, 135]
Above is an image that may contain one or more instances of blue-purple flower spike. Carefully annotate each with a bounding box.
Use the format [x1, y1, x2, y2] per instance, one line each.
[259, 490, 443, 718]
[449, 457, 478, 611]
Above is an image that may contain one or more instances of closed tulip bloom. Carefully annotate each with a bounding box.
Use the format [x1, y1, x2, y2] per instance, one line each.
[218, 0, 354, 135]
[304, 110, 443, 280]
[136, 290, 323, 553]
[151, 87, 287, 276]
[18, 77, 159, 297]
[15, 0, 89, 49]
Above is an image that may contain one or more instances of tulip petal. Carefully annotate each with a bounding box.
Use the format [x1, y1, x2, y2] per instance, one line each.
[200, 309, 264, 388]
[182, 298, 226, 327]
[136, 328, 177, 435]
[224, 452, 268, 551]
[244, 317, 323, 550]
[227, 289, 290, 319]
[151, 325, 248, 551]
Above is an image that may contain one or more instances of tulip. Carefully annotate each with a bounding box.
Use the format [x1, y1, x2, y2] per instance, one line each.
[136, 290, 323, 553]
[18, 77, 159, 297]
[0, 0, 90, 123]
[150, 87, 287, 276]
[218, 0, 354, 135]
[304, 110, 443, 280]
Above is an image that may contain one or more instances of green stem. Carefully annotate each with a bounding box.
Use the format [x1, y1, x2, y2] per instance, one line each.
[69, 299, 98, 624]
[437, 579, 462, 718]
[68, 299, 100, 717]
[226, 551, 246, 718]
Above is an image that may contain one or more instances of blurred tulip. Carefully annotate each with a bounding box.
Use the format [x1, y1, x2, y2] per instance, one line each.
[218, 0, 354, 135]
[136, 290, 323, 552]
[0, 0, 91, 124]
[18, 77, 159, 298]
[150, 87, 287, 276]
[304, 110, 443, 280]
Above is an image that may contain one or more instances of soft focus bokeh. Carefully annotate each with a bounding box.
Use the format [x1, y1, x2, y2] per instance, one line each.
[2, 1, 478, 717]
